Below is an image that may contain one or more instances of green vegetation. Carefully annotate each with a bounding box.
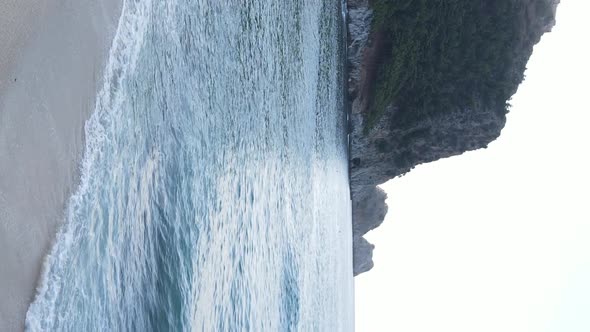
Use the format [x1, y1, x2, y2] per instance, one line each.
[365, 0, 533, 130]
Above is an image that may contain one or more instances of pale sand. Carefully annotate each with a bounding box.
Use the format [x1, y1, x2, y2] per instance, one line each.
[0, 0, 121, 330]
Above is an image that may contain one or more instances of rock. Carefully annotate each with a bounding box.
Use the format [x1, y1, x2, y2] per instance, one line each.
[348, 0, 559, 275]
[351, 186, 387, 276]
[353, 236, 375, 276]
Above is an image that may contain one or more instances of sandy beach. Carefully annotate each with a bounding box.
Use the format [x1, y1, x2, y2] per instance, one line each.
[0, 0, 121, 330]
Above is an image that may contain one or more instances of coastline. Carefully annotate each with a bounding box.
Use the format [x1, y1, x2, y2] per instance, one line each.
[0, 1, 121, 330]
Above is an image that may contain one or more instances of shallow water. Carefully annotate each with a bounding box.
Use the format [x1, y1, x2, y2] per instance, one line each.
[26, 0, 352, 330]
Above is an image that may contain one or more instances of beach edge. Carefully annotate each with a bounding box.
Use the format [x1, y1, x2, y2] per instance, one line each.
[0, 1, 122, 330]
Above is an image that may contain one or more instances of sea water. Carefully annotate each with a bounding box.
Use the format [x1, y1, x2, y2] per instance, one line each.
[25, 0, 353, 331]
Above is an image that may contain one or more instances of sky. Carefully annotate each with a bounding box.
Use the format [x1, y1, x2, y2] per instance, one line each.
[355, 1, 590, 331]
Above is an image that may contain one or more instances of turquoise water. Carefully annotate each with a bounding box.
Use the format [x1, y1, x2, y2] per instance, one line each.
[25, 0, 353, 331]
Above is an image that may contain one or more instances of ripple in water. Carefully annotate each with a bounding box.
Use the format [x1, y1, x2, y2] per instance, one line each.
[26, 1, 353, 330]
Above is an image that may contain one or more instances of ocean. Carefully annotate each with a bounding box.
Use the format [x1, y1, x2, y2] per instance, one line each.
[25, 0, 353, 331]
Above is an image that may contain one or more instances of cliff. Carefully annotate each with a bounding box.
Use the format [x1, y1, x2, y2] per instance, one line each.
[349, 0, 559, 275]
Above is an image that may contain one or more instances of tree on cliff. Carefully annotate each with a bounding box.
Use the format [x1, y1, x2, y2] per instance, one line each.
[365, 0, 556, 132]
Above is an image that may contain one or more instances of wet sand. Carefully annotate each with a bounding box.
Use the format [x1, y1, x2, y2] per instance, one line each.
[0, 0, 121, 330]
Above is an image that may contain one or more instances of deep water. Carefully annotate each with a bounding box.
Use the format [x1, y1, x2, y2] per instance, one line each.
[25, 0, 352, 331]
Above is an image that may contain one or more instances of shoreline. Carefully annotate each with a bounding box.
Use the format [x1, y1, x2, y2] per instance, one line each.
[0, 1, 121, 330]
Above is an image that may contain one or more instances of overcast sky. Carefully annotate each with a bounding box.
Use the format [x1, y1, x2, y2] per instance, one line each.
[355, 1, 590, 331]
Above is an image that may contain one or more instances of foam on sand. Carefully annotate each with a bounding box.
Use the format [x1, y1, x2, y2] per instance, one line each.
[0, 1, 121, 330]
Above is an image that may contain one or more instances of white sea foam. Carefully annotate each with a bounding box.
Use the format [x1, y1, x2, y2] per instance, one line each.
[25, 1, 353, 330]
[25, 1, 153, 330]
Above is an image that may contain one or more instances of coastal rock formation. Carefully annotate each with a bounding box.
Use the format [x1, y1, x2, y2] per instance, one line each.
[352, 186, 387, 275]
[348, 0, 559, 275]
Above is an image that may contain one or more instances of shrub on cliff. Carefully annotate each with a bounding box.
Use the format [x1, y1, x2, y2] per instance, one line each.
[365, 0, 554, 131]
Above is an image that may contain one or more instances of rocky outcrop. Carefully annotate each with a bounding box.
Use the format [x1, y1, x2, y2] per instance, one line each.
[351, 185, 387, 275]
[348, 0, 559, 275]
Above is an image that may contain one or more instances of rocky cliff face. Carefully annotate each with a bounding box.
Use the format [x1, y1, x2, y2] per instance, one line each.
[351, 185, 387, 275]
[348, 0, 559, 276]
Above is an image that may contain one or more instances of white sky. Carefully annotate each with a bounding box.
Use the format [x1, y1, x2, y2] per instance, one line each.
[355, 1, 590, 331]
